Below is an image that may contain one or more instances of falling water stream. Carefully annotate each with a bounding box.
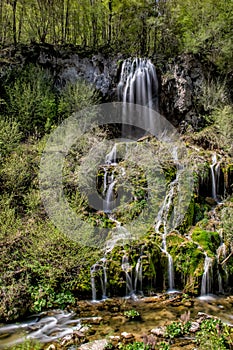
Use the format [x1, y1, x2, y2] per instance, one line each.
[200, 254, 213, 296]
[210, 153, 221, 203]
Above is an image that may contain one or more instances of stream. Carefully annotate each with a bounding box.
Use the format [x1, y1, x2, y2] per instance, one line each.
[1, 295, 233, 349]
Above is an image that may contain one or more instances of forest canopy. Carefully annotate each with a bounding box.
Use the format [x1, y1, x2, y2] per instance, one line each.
[0, 0, 232, 73]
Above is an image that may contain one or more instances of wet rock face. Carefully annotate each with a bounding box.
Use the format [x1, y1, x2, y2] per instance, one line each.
[55, 53, 120, 99]
[0, 44, 121, 100]
[159, 54, 207, 129]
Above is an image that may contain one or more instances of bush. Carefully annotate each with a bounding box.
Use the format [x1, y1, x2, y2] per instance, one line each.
[0, 118, 22, 158]
[4, 65, 56, 136]
[195, 318, 230, 350]
[124, 309, 141, 320]
[57, 79, 100, 119]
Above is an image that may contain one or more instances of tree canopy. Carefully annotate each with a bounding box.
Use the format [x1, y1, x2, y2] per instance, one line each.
[0, 0, 232, 72]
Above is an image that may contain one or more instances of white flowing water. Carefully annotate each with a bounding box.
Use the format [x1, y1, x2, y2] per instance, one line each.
[91, 144, 132, 301]
[121, 254, 134, 296]
[134, 256, 143, 294]
[0, 311, 82, 348]
[217, 228, 228, 293]
[210, 153, 221, 203]
[154, 153, 181, 291]
[118, 57, 158, 136]
[118, 58, 158, 110]
[201, 254, 213, 296]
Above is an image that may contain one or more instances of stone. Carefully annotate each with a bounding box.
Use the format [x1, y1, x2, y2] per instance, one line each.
[189, 321, 200, 333]
[45, 345, 56, 350]
[150, 326, 166, 337]
[78, 339, 108, 350]
[121, 331, 134, 339]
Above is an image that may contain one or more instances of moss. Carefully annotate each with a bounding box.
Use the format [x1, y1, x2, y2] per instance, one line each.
[191, 227, 220, 257]
[167, 233, 205, 294]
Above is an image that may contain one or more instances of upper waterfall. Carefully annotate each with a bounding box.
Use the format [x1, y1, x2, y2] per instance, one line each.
[117, 58, 158, 111]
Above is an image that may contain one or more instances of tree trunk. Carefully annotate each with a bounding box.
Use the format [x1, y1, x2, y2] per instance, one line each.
[108, 0, 112, 44]
[12, 0, 17, 46]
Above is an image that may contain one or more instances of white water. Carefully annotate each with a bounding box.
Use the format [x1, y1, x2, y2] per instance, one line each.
[216, 228, 228, 293]
[134, 256, 143, 294]
[210, 153, 221, 203]
[121, 254, 134, 296]
[201, 254, 213, 296]
[154, 157, 180, 291]
[118, 57, 158, 136]
[118, 58, 158, 110]
[0, 311, 82, 348]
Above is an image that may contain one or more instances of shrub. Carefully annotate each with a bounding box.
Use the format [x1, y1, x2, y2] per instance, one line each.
[0, 118, 22, 158]
[5, 65, 56, 136]
[165, 320, 191, 339]
[124, 309, 141, 320]
[195, 318, 229, 350]
[57, 79, 100, 119]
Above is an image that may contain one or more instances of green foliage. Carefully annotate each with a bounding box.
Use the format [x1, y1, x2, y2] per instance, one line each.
[165, 321, 191, 339]
[199, 78, 228, 116]
[57, 79, 100, 119]
[191, 227, 220, 257]
[195, 318, 230, 350]
[0, 118, 22, 158]
[221, 202, 233, 249]
[7, 339, 42, 350]
[4, 65, 56, 135]
[120, 342, 150, 350]
[0, 0, 232, 72]
[214, 106, 233, 153]
[0, 143, 38, 208]
[29, 286, 75, 312]
[124, 309, 140, 319]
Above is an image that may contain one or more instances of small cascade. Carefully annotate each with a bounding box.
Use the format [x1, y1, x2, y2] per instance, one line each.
[90, 264, 98, 301]
[102, 145, 118, 213]
[210, 153, 221, 203]
[104, 180, 117, 213]
[121, 254, 134, 296]
[105, 144, 117, 164]
[216, 229, 228, 293]
[100, 257, 108, 299]
[201, 254, 213, 296]
[154, 160, 179, 291]
[90, 258, 108, 301]
[168, 254, 175, 291]
[134, 256, 143, 294]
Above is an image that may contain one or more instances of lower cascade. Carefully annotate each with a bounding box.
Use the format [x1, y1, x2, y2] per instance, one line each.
[210, 153, 222, 203]
[200, 254, 213, 296]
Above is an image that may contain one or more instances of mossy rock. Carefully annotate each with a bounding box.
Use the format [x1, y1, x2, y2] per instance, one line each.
[166, 232, 205, 293]
[191, 227, 220, 257]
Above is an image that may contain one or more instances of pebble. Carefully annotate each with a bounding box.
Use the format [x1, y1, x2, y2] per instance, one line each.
[189, 321, 200, 333]
[150, 326, 166, 336]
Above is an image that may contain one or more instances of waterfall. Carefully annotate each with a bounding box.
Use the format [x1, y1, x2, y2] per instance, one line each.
[201, 254, 213, 296]
[154, 151, 181, 291]
[90, 259, 108, 301]
[216, 229, 228, 293]
[118, 58, 158, 110]
[121, 254, 134, 296]
[105, 144, 117, 164]
[118, 58, 158, 137]
[210, 153, 221, 203]
[100, 257, 108, 299]
[134, 256, 143, 294]
[90, 264, 98, 301]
